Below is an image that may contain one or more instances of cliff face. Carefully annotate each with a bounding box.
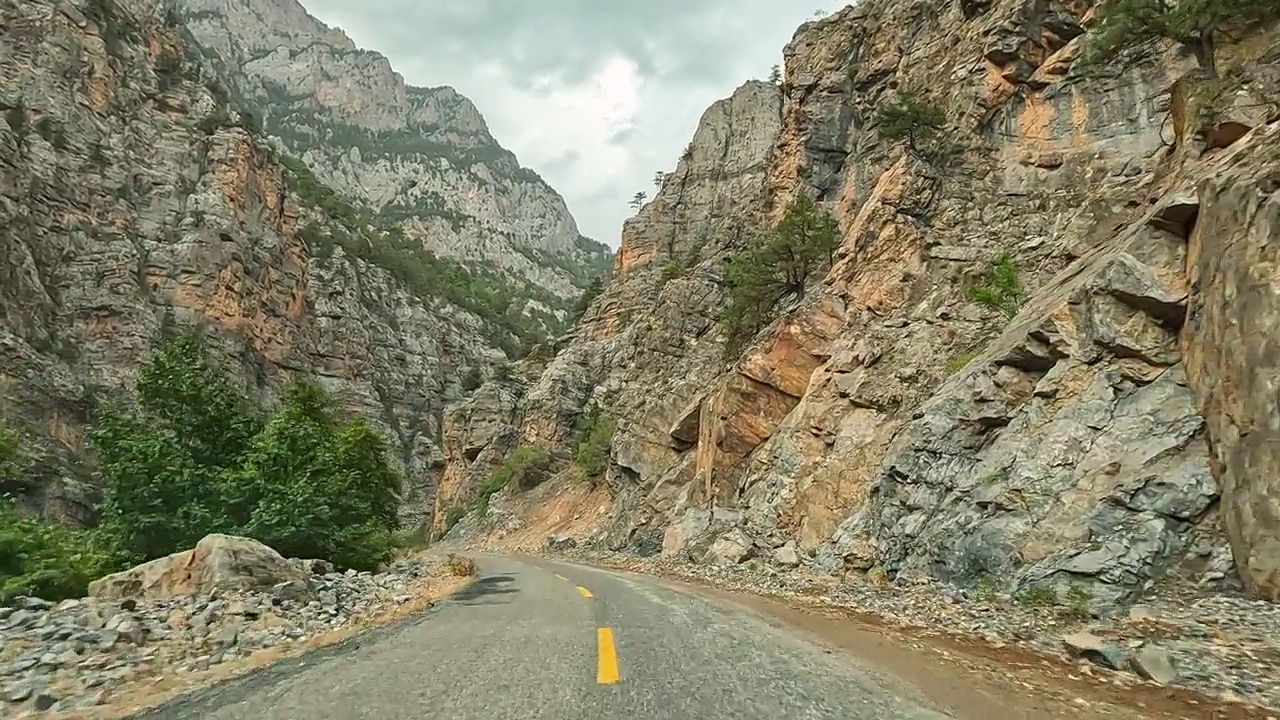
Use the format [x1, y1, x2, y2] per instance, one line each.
[0, 0, 605, 528]
[173, 0, 611, 325]
[446, 0, 1280, 607]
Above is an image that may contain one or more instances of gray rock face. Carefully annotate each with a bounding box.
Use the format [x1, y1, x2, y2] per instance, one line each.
[0, 0, 607, 526]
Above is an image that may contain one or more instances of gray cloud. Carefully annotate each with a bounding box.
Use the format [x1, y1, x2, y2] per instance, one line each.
[303, 0, 848, 246]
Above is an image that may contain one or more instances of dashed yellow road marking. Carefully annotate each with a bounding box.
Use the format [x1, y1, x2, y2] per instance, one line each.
[596, 627, 620, 684]
[576, 586, 594, 598]
[555, 574, 568, 581]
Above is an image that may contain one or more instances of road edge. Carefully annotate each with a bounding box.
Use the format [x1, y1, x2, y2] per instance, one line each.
[84, 570, 477, 720]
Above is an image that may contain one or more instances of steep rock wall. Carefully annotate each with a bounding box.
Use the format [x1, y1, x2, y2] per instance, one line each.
[447, 0, 1280, 606]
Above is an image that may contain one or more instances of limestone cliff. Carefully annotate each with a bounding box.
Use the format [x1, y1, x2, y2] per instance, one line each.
[0, 0, 606, 528]
[172, 0, 612, 342]
[446, 0, 1280, 609]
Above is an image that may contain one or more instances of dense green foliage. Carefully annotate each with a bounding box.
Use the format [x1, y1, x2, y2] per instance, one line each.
[0, 332, 405, 602]
[475, 445, 552, 510]
[968, 254, 1022, 318]
[0, 506, 117, 602]
[720, 195, 840, 355]
[1081, 0, 1279, 76]
[572, 404, 616, 480]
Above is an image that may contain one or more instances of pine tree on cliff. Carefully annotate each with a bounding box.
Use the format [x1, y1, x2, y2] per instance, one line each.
[720, 195, 840, 355]
[874, 90, 947, 159]
[1083, 0, 1279, 77]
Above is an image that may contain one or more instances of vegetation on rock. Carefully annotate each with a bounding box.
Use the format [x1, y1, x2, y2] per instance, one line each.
[1082, 0, 1280, 76]
[475, 444, 552, 510]
[874, 90, 950, 160]
[573, 403, 616, 480]
[1, 331, 406, 601]
[721, 195, 840, 355]
[968, 254, 1023, 318]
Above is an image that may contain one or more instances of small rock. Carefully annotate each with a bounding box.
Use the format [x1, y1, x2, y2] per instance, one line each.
[115, 617, 146, 645]
[210, 622, 240, 648]
[1128, 605, 1158, 623]
[14, 597, 53, 611]
[97, 628, 121, 650]
[6, 679, 40, 703]
[772, 542, 801, 568]
[546, 535, 577, 552]
[1061, 631, 1125, 670]
[1130, 645, 1178, 685]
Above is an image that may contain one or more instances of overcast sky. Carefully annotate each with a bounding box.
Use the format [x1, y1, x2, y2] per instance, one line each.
[301, 0, 849, 248]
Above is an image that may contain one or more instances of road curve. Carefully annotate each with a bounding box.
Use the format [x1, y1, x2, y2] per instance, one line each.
[136, 555, 954, 719]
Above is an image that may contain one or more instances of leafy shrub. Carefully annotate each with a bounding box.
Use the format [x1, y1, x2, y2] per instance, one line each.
[475, 445, 551, 510]
[968, 254, 1021, 317]
[573, 404, 615, 480]
[446, 554, 477, 577]
[0, 423, 31, 495]
[0, 505, 119, 602]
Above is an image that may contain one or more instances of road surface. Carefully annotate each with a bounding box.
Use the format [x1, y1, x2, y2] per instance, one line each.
[138, 555, 954, 719]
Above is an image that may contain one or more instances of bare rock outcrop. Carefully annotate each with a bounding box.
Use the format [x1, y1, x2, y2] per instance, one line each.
[88, 534, 304, 600]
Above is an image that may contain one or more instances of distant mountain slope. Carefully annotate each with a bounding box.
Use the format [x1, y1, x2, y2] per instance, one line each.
[173, 0, 612, 351]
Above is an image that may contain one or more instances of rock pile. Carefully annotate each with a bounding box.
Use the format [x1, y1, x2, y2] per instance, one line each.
[0, 536, 448, 717]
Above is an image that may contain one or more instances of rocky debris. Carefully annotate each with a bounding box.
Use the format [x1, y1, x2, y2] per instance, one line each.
[540, 546, 1280, 712]
[546, 535, 577, 552]
[0, 556, 443, 717]
[1061, 632, 1124, 670]
[89, 535, 306, 600]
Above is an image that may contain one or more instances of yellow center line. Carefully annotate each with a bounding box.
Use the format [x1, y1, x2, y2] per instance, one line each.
[555, 574, 568, 581]
[596, 627, 620, 684]
[576, 586, 593, 598]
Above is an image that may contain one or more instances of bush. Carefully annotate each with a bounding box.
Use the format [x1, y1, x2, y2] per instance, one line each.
[92, 332, 403, 572]
[0, 504, 118, 602]
[475, 444, 551, 510]
[968, 254, 1022, 317]
[0, 423, 31, 495]
[573, 404, 615, 480]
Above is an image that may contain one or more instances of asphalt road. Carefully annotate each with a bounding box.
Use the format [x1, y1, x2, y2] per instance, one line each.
[138, 555, 954, 719]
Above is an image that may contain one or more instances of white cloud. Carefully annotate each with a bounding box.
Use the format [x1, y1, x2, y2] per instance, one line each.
[304, 1, 850, 247]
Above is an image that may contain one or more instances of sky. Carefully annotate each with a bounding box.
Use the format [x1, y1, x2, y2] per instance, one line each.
[302, 0, 850, 248]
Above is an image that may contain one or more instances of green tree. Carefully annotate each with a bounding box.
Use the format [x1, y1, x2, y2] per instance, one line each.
[721, 195, 840, 354]
[573, 275, 605, 321]
[875, 90, 947, 156]
[0, 423, 30, 495]
[92, 334, 254, 561]
[768, 64, 782, 84]
[93, 332, 403, 571]
[573, 403, 616, 480]
[1082, 0, 1279, 77]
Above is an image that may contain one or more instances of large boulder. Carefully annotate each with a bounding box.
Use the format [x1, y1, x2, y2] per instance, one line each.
[89, 534, 306, 600]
